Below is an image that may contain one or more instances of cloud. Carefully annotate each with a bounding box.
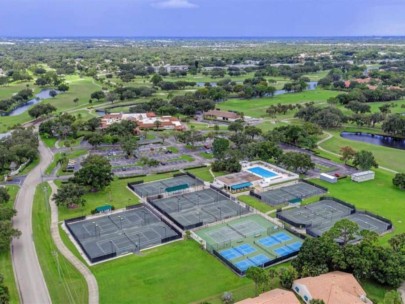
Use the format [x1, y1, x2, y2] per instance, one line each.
[152, 0, 198, 9]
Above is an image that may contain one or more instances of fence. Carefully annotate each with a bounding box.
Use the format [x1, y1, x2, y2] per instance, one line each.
[212, 249, 244, 276]
[357, 210, 393, 230]
[301, 179, 328, 192]
[65, 216, 86, 223]
[209, 185, 231, 199]
[319, 196, 356, 214]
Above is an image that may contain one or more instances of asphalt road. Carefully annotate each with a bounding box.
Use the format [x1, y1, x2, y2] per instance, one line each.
[11, 140, 52, 304]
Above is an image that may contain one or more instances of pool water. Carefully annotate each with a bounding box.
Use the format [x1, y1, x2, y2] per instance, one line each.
[248, 166, 278, 178]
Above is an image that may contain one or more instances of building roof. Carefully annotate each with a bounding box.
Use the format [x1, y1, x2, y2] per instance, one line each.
[352, 171, 375, 177]
[294, 271, 367, 304]
[217, 171, 262, 186]
[204, 110, 240, 119]
[236, 289, 300, 304]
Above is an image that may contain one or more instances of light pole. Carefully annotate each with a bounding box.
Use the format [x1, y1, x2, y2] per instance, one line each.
[110, 240, 114, 253]
[161, 226, 167, 239]
[136, 234, 141, 251]
[217, 207, 222, 220]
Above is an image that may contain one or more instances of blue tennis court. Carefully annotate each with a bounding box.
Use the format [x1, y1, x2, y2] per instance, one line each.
[274, 246, 295, 256]
[235, 259, 256, 271]
[286, 241, 303, 251]
[271, 232, 292, 242]
[219, 248, 242, 261]
[249, 254, 271, 266]
[234, 244, 256, 255]
[258, 236, 279, 247]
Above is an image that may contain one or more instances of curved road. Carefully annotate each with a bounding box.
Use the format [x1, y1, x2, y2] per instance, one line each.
[11, 140, 53, 304]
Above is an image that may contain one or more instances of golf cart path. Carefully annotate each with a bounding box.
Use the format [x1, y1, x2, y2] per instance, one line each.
[48, 181, 99, 304]
[317, 131, 398, 174]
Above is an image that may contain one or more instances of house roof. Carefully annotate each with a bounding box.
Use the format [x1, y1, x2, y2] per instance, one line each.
[294, 271, 367, 304]
[204, 110, 240, 119]
[236, 289, 300, 304]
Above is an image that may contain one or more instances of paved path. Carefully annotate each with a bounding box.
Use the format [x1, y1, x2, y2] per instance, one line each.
[48, 181, 99, 304]
[11, 141, 52, 304]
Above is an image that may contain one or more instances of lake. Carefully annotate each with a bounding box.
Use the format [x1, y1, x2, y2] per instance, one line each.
[340, 131, 405, 150]
[8, 89, 58, 116]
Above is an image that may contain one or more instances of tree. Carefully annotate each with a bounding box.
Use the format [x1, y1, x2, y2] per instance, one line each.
[52, 183, 86, 208]
[0, 206, 16, 221]
[353, 150, 378, 170]
[87, 133, 104, 148]
[228, 121, 244, 133]
[277, 267, 298, 289]
[90, 90, 105, 101]
[0, 188, 10, 204]
[393, 173, 405, 190]
[0, 221, 21, 253]
[73, 98, 79, 105]
[245, 267, 267, 296]
[278, 152, 314, 174]
[340, 146, 356, 164]
[379, 290, 403, 304]
[389, 233, 405, 251]
[154, 120, 162, 130]
[244, 126, 262, 140]
[0, 274, 10, 304]
[150, 74, 163, 86]
[49, 90, 57, 98]
[28, 103, 57, 118]
[57, 83, 69, 92]
[121, 136, 138, 157]
[74, 155, 113, 191]
[325, 219, 359, 246]
[212, 138, 229, 159]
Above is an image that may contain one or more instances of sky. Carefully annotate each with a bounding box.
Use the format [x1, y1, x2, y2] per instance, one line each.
[0, 0, 404, 37]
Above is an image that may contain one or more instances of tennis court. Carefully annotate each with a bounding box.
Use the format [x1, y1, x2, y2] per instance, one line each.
[128, 175, 204, 198]
[307, 211, 392, 238]
[65, 205, 182, 263]
[277, 198, 354, 228]
[149, 188, 250, 229]
[195, 215, 304, 274]
[254, 182, 327, 206]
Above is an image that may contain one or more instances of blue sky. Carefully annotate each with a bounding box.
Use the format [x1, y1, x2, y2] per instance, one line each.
[0, 0, 404, 37]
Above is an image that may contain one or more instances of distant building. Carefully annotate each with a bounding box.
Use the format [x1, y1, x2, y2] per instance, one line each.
[203, 110, 241, 122]
[292, 271, 372, 304]
[236, 288, 300, 304]
[100, 112, 185, 131]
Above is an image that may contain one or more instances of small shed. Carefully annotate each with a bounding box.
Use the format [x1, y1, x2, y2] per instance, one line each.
[351, 171, 375, 183]
[320, 173, 337, 184]
[95, 205, 113, 213]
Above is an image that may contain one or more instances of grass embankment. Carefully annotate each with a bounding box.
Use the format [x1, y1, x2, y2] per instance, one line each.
[0, 186, 20, 304]
[318, 129, 405, 172]
[45, 149, 88, 176]
[32, 183, 88, 304]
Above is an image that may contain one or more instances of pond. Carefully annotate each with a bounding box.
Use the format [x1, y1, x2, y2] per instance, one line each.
[340, 131, 405, 150]
[8, 89, 58, 116]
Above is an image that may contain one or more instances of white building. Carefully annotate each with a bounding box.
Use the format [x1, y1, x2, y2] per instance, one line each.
[320, 173, 337, 184]
[351, 171, 375, 183]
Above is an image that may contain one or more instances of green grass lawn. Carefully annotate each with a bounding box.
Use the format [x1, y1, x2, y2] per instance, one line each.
[318, 129, 405, 172]
[0, 186, 20, 304]
[57, 172, 181, 220]
[0, 77, 101, 132]
[92, 240, 252, 304]
[310, 169, 404, 244]
[41, 135, 58, 148]
[361, 279, 393, 304]
[238, 195, 276, 213]
[200, 152, 214, 159]
[32, 183, 88, 304]
[186, 166, 214, 182]
[218, 89, 340, 118]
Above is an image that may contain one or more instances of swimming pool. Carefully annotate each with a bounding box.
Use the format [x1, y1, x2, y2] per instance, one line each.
[248, 166, 278, 179]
